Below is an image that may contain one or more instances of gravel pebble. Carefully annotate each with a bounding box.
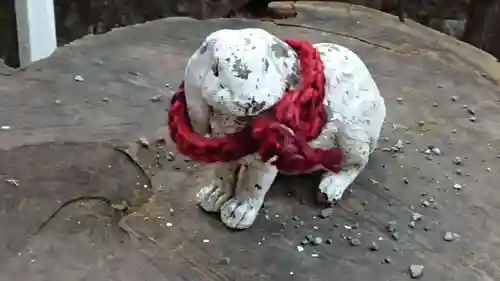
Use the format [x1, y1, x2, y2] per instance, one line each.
[369, 242, 379, 251]
[319, 208, 334, 219]
[349, 238, 361, 247]
[138, 136, 150, 147]
[410, 264, 424, 278]
[390, 232, 400, 241]
[312, 237, 323, 245]
[444, 231, 460, 241]
[150, 95, 164, 102]
[453, 157, 463, 166]
[386, 221, 397, 233]
[74, 75, 84, 82]
[166, 152, 175, 161]
[431, 147, 441, 155]
[412, 212, 424, 221]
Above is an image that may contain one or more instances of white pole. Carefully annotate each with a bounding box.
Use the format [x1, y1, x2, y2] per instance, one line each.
[15, 0, 57, 66]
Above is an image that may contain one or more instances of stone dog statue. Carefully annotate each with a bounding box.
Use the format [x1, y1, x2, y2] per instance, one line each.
[168, 28, 386, 230]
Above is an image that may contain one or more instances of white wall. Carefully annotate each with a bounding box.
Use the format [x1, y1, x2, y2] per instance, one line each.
[15, 0, 57, 66]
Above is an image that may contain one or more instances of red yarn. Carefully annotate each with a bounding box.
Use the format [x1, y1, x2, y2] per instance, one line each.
[168, 39, 344, 173]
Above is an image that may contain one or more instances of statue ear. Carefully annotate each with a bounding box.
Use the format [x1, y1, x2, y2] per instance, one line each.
[184, 81, 211, 137]
[181, 38, 216, 137]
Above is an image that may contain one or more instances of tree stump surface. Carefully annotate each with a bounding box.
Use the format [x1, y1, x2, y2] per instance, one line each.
[0, 2, 499, 280]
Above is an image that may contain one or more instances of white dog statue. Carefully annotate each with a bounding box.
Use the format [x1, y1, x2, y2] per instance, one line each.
[168, 28, 386, 229]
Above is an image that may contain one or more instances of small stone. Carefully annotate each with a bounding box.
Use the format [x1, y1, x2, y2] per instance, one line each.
[74, 75, 84, 82]
[408, 221, 416, 228]
[396, 97, 403, 103]
[386, 221, 397, 233]
[451, 95, 458, 102]
[411, 212, 424, 221]
[453, 157, 463, 166]
[221, 257, 231, 264]
[390, 232, 400, 241]
[319, 208, 334, 219]
[455, 169, 462, 175]
[0, 125, 11, 130]
[444, 231, 459, 241]
[432, 102, 439, 107]
[325, 238, 333, 244]
[150, 95, 164, 102]
[431, 147, 441, 155]
[393, 139, 404, 151]
[424, 149, 432, 155]
[300, 239, 309, 245]
[451, 129, 457, 134]
[453, 183, 462, 190]
[467, 108, 475, 116]
[349, 238, 361, 246]
[102, 97, 109, 102]
[402, 177, 409, 184]
[410, 264, 424, 278]
[469, 116, 477, 122]
[55, 99, 61, 104]
[369, 242, 379, 251]
[291, 216, 300, 221]
[486, 167, 492, 172]
[138, 136, 150, 147]
[382, 257, 392, 264]
[166, 152, 175, 161]
[443, 232, 453, 241]
[421, 200, 430, 207]
[312, 237, 323, 245]
[418, 120, 425, 126]
[305, 234, 314, 242]
[296, 245, 304, 252]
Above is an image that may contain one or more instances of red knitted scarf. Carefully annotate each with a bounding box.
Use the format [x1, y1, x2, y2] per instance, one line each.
[168, 39, 344, 173]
